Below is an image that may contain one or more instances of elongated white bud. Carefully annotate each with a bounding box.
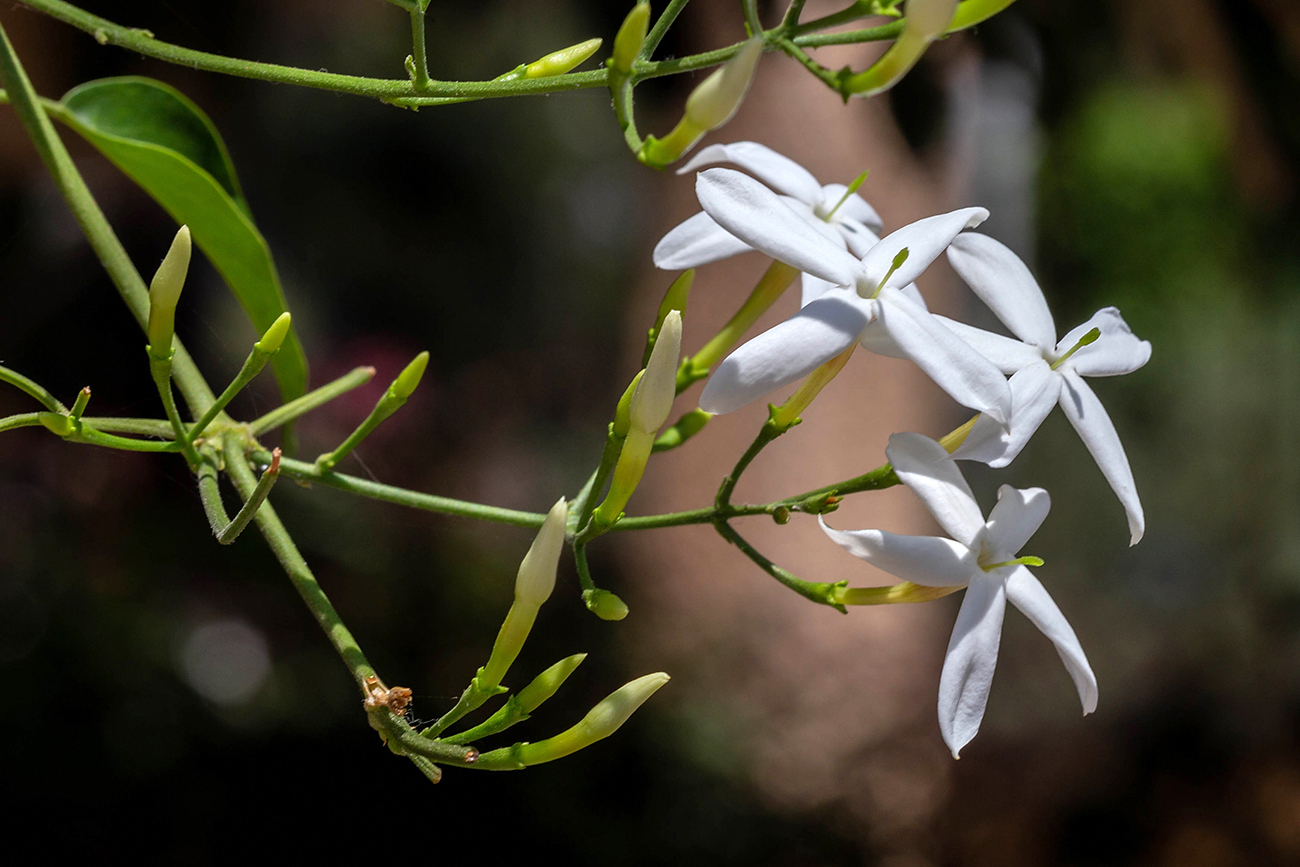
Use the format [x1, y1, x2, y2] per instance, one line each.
[147, 226, 191, 354]
[514, 497, 568, 606]
[478, 497, 568, 690]
[630, 309, 681, 435]
[684, 37, 763, 130]
[844, 0, 958, 97]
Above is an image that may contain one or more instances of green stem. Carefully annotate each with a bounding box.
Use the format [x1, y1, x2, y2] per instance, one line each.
[79, 417, 173, 437]
[198, 448, 282, 544]
[187, 346, 275, 444]
[781, 0, 809, 30]
[573, 542, 597, 592]
[742, 0, 763, 35]
[0, 22, 216, 419]
[778, 37, 845, 91]
[148, 353, 202, 465]
[713, 519, 846, 610]
[641, 0, 692, 60]
[221, 433, 372, 686]
[257, 452, 549, 529]
[248, 366, 375, 435]
[609, 70, 644, 155]
[407, 7, 432, 90]
[71, 424, 184, 453]
[0, 412, 42, 433]
[794, 24, 904, 49]
[0, 364, 65, 411]
[715, 419, 785, 509]
[21, 0, 913, 113]
[575, 426, 625, 540]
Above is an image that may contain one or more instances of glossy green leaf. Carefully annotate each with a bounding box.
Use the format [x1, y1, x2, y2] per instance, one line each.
[52, 76, 308, 401]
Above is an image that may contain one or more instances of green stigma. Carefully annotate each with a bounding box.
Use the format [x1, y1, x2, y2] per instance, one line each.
[823, 170, 869, 221]
[1051, 327, 1101, 370]
[869, 247, 910, 299]
[980, 554, 1045, 572]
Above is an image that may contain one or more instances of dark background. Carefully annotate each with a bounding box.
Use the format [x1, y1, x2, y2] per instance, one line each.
[1, 1, 1298, 863]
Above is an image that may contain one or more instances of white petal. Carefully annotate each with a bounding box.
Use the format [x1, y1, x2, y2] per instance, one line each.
[947, 233, 1056, 348]
[835, 215, 881, 258]
[877, 287, 1013, 425]
[1057, 369, 1145, 545]
[982, 485, 1050, 561]
[899, 282, 928, 311]
[858, 208, 989, 291]
[653, 211, 754, 269]
[698, 294, 869, 414]
[821, 183, 884, 232]
[858, 318, 907, 358]
[886, 432, 985, 548]
[932, 315, 1044, 375]
[1005, 566, 1098, 714]
[1058, 307, 1152, 377]
[950, 361, 1061, 468]
[800, 273, 837, 307]
[938, 573, 1006, 758]
[819, 517, 975, 586]
[697, 169, 859, 285]
[859, 284, 929, 357]
[779, 196, 851, 250]
[678, 141, 823, 204]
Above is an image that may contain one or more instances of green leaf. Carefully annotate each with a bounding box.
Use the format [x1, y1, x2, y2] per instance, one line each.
[53, 76, 308, 402]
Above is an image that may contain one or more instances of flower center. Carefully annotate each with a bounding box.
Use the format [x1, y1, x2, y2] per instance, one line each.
[820, 170, 869, 222]
[1049, 326, 1101, 370]
[857, 247, 909, 300]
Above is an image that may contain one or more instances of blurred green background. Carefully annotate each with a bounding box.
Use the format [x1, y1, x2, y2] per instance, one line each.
[1, 1, 1298, 863]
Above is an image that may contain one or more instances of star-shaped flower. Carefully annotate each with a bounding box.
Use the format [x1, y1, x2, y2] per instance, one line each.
[820, 432, 1098, 758]
[653, 141, 883, 307]
[934, 232, 1151, 545]
[691, 167, 1011, 425]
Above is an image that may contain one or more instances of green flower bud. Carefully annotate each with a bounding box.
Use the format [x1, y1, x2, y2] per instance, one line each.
[613, 370, 645, 439]
[147, 225, 192, 355]
[479, 497, 568, 690]
[515, 672, 669, 766]
[389, 351, 429, 401]
[652, 407, 714, 452]
[644, 270, 693, 366]
[516, 653, 587, 713]
[582, 588, 630, 621]
[526, 38, 603, 78]
[254, 312, 292, 356]
[842, 0, 958, 97]
[655, 270, 693, 329]
[612, 2, 651, 74]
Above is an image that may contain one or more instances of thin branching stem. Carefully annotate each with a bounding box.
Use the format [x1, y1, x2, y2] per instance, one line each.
[19, 0, 905, 111]
[0, 364, 65, 412]
[247, 367, 375, 435]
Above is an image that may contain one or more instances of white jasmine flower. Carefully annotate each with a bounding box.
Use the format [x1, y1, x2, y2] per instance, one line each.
[653, 142, 883, 305]
[820, 432, 1097, 758]
[691, 167, 1011, 424]
[937, 232, 1151, 545]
